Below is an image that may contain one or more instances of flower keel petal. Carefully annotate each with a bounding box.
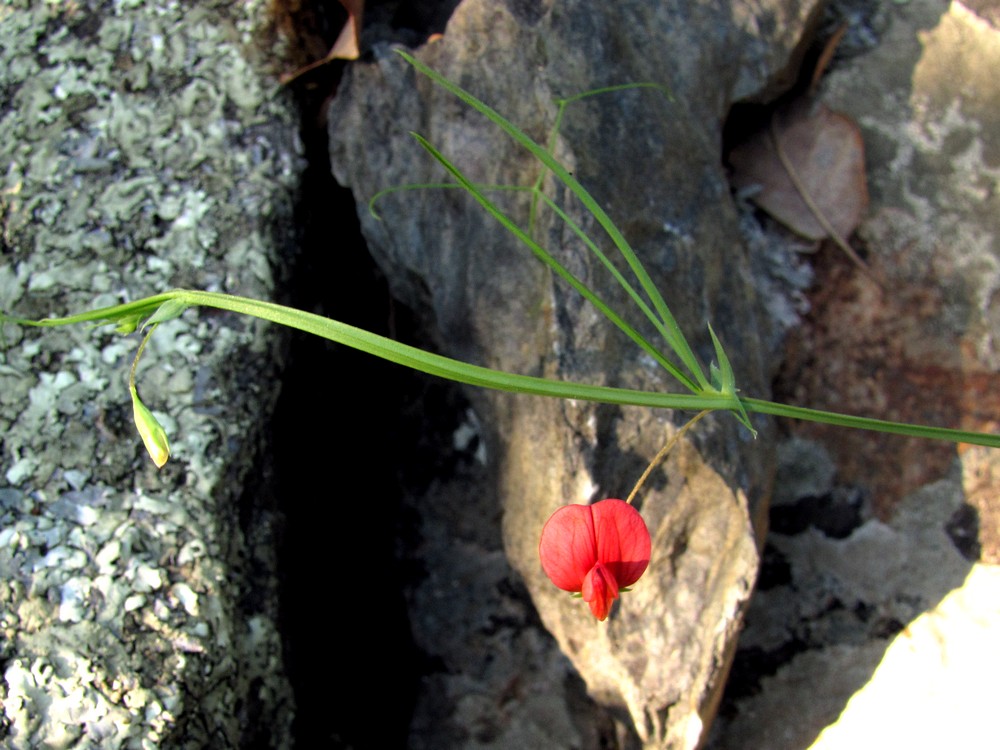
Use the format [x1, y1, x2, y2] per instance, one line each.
[582, 562, 618, 621]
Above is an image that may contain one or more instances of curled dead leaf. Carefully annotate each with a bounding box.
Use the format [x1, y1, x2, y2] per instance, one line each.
[729, 98, 868, 243]
[279, 0, 364, 84]
[328, 0, 364, 61]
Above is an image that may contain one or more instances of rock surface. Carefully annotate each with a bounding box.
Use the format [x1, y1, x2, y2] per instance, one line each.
[328, 0, 824, 745]
[5, 0, 994, 747]
[776, 0, 1000, 519]
[0, 1, 300, 746]
[709, 1, 1000, 747]
[707, 439, 998, 750]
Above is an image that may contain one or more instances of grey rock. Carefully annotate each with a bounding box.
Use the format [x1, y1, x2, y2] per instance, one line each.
[708, 1, 1000, 745]
[706, 453, 981, 750]
[1, 1, 300, 747]
[773, 0, 1000, 511]
[329, 0, 822, 745]
[809, 562, 1000, 749]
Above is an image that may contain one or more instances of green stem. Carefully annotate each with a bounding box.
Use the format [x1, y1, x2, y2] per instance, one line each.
[4, 290, 728, 410]
[6, 290, 998, 448]
[128, 323, 156, 398]
[742, 398, 999, 447]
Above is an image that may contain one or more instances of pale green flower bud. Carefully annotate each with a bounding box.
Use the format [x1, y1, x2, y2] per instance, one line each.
[131, 390, 170, 468]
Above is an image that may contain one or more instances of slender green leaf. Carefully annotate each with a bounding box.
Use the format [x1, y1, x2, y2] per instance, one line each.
[410, 133, 701, 393]
[396, 49, 712, 391]
[707, 322, 754, 436]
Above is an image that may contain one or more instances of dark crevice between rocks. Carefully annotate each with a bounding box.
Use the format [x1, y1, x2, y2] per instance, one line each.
[768, 486, 866, 540]
[718, 640, 809, 711]
[259, 3, 470, 748]
[272, 74, 421, 748]
[945, 503, 983, 562]
[274, 101, 427, 750]
[267, 0, 463, 77]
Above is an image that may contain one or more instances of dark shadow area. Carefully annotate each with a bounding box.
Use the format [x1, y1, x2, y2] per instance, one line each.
[259, 3, 471, 747]
[363, 0, 465, 44]
[266, 0, 464, 76]
[270, 178, 420, 750]
[258, 2, 540, 747]
[273, 170, 420, 747]
[271, 48, 419, 750]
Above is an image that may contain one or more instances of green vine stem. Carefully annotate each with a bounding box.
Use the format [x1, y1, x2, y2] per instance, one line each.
[3, 289, 997, 450]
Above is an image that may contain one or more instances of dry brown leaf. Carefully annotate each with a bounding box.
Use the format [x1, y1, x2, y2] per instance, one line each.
[327, 0, 364, 60]
[810, 23, 848, 95]
[729, 98, 868, 243]
[280, 0, 364, 84]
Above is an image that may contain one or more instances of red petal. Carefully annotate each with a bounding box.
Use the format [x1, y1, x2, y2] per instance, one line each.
[582, 562, 618, 620]
[591, 499, 651, 588]
[539, 504, 597, 591]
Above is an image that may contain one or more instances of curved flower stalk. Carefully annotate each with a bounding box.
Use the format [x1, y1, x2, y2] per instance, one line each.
[539, 499, 651, 621]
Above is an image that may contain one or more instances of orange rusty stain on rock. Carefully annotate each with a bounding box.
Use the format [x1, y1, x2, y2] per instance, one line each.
[773, 242, 996, 520]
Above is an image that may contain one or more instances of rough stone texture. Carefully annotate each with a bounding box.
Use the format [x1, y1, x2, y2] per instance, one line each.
[396, 401, 617, 750]
[2, 0, 992, 747]
[708, 1, 1000, 747]
[328, 0, 824, 746]
[0, 1, 300, 746]
[776, 0, 1000, 519]
[706, 440, 994, 750]
[808, 562, 1000, 748]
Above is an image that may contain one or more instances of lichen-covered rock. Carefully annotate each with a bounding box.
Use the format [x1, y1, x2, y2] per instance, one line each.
[328, 1, 822, 745]
[0, 1, 300, 746]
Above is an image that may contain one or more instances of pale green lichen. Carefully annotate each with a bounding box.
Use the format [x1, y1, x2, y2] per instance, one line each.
[1, 0, 300, 746]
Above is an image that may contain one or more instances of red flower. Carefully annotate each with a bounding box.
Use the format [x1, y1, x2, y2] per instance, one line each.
[538, 498, 651, 621]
